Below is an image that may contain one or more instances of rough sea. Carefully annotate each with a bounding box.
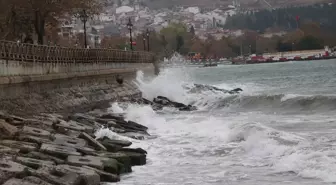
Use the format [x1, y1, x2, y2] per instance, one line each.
[101, 59, 336, 185]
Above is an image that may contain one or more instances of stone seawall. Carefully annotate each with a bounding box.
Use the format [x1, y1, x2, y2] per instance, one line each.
[0, 67, 155, 116]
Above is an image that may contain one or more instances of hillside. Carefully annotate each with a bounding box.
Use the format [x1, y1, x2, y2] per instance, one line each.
[141, 0, 332, 9]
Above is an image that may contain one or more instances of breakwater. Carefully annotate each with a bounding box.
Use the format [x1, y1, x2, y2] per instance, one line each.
[0, 40, 158, 184]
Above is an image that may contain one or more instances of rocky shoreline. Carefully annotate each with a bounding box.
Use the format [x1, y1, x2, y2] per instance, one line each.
[0, 108, 149, 185]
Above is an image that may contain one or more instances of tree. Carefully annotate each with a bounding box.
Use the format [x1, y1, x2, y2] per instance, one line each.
[296, 35, 323, 50]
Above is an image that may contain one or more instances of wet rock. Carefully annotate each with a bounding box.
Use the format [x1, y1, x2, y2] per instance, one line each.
[0, 140, 38, 153]
[33, 165, 82, 185]
[0, 158, 28, 184]
[127, 121, 148, 131]
[83, 166, 120, 182]
[120, 132, 146, 140]
[14, 157, 55, 170]
[52, 134, 87, 148]
[117, 151, 146, 166]
[22, 126, 51, 138]
[40, 143, 81, 159]
[0, 119, 18, 139]
[66, 155, 104, 170]
[99, 137, 132, 148]
[79, 132, 106, 151]
[56, 165, 100, 185]
[24, 152, 64, 165]
[3, 176, 52, 185]
[97, 152, 132, 173]
[190, 84, 243, 95]
[75, 146, 97, 156]
[119, 148, 147, 154]
[101, 158, 121, 175]
[98, 140, 122, 152]
[152, 96, 197, 112]
[100, 114, 124, 122]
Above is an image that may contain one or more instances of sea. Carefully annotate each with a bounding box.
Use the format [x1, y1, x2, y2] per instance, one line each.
[99, 59, 336, 185]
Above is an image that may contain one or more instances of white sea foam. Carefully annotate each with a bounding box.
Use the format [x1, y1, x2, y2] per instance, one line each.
[100, 67, 336, 184]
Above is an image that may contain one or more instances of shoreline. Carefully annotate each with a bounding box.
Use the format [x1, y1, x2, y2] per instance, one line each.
[0, 100, 149, 185]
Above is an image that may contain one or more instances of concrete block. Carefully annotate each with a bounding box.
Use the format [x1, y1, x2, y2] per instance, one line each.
[40, 143, 81, 159]
[24, 152, 65, 165]
[100, 158, 120, 175]
[66, 155, 104, 170]
[98, 152, 132, 173]
[53, 134, 87, 148]
[0, 140, 38, 153]
[0, 119, 18, 138]
[83, 166, 120, 182]
[0, 159, 27, 184]
[79, 132, 106, 151]
[99, 137, 132, 147]
[22, 126, 51, 138]
[3, 176, 52, 185]
[17, 135, 51, 145]
[55, 120, 92, 132]
[55, 165, 100, 185]
[0, 145, 20, 154]
[14, 157, 54, 170]
[34, 165, 82, 185]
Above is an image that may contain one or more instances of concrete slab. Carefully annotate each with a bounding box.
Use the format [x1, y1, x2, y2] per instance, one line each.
[99, 137, 132, 147]
[24, 152, 65, 165]
[0, 140, 38, 153]
[15, 157, 55, 170]
[22, 126, 51, 138]
[55, 165, 100, 185]
[66, 155, 104, 170]
[83, 166, 120, 182]
[40, 143, 81, 159]
[0, 145, 20, 154]
[56, 120, 93, 132]
[17, 135, 51, 145]
[3, 176, 52, 185]
[52, 134, 87, 148]
[98, 152, 132, 173]
[79, 132, 106, 151]
[34, 166, 81, 185]
[0, 119, 18, 138]
[0, 158, 27, 184]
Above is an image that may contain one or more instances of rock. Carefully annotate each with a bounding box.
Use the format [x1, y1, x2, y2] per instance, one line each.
[22, 126, 51, 138]
[0, 158, 28, 184]
[75, 146, 97, 156]
[229, 88, 243, 94]
[83, 166, 120, 182]
[24, 152, 64, 165]
[66, 156, 121, 175]
[40, 143, 81, 159]
[119, 151, 146, 166]
[0, 140, 38, 153]
[33, 165, 82, 185]
[56, 165, 100, 185]
[0, 119, 18, 138]
[68, 114, 95, 126]
[97, 152, 132, 173]
[100, 114, 124, 122]
[119, 148, 147, 154]
[14, 157, 55, 170]
[127, 120, 148, 131]
[153, 96, 197, 112]
[3, 176, 52, 185]
[98, 140, 122, 152]
[0, 145, 20, 154]
[66, 155, 104, 170]
[79, 132, 106, 151]
[101, 158, 121, 175]
[52, 134, 87, 148]
[99, 137, 132, 148]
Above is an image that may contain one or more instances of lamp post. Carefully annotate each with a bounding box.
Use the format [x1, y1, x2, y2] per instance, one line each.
[142, 33, 146, 51]
[127, 18, 133, 51]
[146, 29, 150, 51]
[79, 9, 89, 49]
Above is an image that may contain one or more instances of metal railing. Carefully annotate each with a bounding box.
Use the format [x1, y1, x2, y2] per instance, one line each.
[0, 40, 155, 76]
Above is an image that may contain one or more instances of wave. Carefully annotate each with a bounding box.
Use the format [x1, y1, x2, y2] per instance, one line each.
[203, 94, 336, 112]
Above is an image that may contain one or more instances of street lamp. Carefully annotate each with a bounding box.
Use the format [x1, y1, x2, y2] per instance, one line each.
[79, 9, 89, 49]
[146, 29, 150, 51]
[127, 18, 133, 51]
[142, 33, 146, 51]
